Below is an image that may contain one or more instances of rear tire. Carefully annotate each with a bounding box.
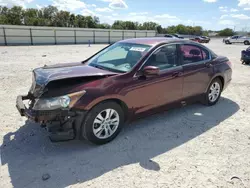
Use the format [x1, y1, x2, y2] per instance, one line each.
[81, 101, 124, 145]
[202, 78, 222, 106]
[244, 41, 250, 45]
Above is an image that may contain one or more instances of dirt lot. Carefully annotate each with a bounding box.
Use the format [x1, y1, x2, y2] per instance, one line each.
[0, 39, 250, 188]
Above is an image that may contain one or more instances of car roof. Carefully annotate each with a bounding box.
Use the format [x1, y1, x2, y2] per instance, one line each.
[118, 37, 187, 46]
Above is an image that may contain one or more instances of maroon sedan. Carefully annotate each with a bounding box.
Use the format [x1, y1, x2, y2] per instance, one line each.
[16, 38, 232, 145]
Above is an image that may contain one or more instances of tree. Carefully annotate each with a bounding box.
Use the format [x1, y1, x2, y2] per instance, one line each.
[54, 10, 70, 27]
[75, 15, 86, 28]
[193, 26, 203, 35]
[0, 4, 234, 36]
[165, 25, 176, 34]
[93, 16, 100, 25]
[5, 6, 24, 25]
[112, 20, 124, 29]
[140, 22, 158, 30]
[218, 28, 235, 36]
[41, 5, 58, 26]
[156, 25, 163, 33]
[97, 23, 111, 29]
[23, 8, 39, 26]
[69, 14, 76, 27]
[0, 6, 8, 24]
[202, 30, 209, 36]
[85, 16, 98, 28]
[175, 24, 186, 34]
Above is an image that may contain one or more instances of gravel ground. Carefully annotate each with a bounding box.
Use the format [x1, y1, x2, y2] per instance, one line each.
[0, 39, 250, 188]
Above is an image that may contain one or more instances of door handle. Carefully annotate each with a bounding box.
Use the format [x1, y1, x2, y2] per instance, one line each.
[205, 62, 213, 68]
[172, 71, 183, 77]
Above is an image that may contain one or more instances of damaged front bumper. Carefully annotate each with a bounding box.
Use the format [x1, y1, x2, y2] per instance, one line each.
[16, 95, 86, 141]
[16, 95, 74, 122]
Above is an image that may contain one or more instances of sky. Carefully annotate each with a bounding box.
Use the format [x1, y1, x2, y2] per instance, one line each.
[1, 0, 250, 31]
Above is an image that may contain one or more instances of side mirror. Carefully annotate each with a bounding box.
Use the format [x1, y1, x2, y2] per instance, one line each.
[143, 66, 160, 76]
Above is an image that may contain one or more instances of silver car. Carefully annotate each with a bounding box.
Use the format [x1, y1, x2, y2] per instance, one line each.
[224, 35, 250, 45]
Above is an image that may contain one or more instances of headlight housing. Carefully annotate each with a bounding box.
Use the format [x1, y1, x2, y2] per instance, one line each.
[33, 91, 86, 110]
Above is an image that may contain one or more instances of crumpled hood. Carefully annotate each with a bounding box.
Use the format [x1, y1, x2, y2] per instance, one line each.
[30, 62, 118, 97]
[34, 62, 117, 86]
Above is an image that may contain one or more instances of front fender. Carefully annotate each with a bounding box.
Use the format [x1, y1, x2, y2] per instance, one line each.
[74, 93, 126, 111]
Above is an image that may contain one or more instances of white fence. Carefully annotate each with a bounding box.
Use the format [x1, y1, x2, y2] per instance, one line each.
[0, 25, 156, 46]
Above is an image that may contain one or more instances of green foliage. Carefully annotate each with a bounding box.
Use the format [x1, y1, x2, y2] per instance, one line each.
[0, 5, 101, 28]
[218, 28, 235, 36]
[112, 20, 136, 29]
[0, 5, 227, 36]
[202, 30, 209, 36]
[162, 24, 203, 35]
[1, 6, 24, 25]
[140, 22, 159, 30]
[97, 23, 111, 29]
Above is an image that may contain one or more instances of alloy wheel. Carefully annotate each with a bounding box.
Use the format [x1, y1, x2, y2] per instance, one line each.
[92, 109, 120, 139]
[208, 82, 221, 102]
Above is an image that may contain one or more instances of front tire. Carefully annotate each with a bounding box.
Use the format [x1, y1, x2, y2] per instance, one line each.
[81, 101, 124, 145]
[203, 78, 222, 106]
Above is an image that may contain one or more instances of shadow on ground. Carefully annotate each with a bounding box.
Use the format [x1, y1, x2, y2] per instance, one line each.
[1, 97, 239, 188]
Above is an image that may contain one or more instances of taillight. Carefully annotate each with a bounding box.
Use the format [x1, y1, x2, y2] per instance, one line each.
[226, 61, 232, 68]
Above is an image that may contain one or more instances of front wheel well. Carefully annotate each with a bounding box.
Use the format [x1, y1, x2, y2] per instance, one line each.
[92, 99, 129, 122]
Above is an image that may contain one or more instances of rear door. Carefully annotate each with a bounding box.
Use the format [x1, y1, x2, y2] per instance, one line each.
[180, 43, 214, 98]
[238, 36, 247, 43]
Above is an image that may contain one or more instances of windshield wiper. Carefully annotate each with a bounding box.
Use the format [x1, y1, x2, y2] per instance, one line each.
[91, 64, 109, 71]
[91, 63, 126, 73]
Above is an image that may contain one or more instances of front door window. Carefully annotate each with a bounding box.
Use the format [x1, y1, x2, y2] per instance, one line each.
[142, 44, 178, 70]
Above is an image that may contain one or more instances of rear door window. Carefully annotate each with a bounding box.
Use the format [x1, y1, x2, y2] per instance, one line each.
[180, 44, 210, 65]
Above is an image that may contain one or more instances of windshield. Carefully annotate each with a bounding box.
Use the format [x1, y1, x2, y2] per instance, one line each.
[88, 42, 152, 73]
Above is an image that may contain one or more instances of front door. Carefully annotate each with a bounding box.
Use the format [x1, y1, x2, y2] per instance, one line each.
[124, 44, 183, 114]
[180, 43, 214, 98]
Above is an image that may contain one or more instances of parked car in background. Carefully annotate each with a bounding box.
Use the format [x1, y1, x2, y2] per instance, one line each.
[224, 35, 250, 45]
[164, 34, 179, 39]
[201, 36, 210, 43]
[16, 37, 232, 145]
[190, 36, 210, 43]
[172, 34, 184, 39]
[164, 34, 184, 39]
[241, 46, 250, 64]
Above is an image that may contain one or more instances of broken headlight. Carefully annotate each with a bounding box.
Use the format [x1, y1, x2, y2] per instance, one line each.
[29, 73, 36, 93]
[33, 91, 86, 110]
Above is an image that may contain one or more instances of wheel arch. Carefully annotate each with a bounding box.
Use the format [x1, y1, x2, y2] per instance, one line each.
[244, 40, 249, 44]
[101, 98, 129, 121]
[85, 97, 129, 122]
[206, 75, 225, 92]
